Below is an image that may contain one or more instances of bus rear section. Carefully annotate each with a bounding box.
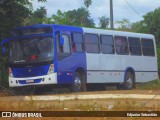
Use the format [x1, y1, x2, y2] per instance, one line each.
[83, 28, 158, 90]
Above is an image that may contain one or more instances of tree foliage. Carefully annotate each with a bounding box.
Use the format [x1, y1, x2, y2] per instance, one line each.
[0, 0, 31, 39]
[24, 6, 47, 25]
[0, 0, 95, 40]
[50, 7, 95, 28]
[99, 16, 109, 29]
[0, 0, 47, 39]
[116, 19, 131, 31]
[131, 8, 160, 44]
[84, 0, 92, 8]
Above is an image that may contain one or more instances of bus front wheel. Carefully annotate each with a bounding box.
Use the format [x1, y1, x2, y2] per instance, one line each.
[70, 71, 86, 92]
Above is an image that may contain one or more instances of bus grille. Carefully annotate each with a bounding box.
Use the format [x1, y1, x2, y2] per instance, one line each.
[12, 65, 50, 78]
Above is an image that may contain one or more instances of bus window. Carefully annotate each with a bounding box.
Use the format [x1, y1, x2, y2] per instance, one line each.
[56, 34, 71, 59]
[115, 36, 128, 55]
[141, 38, 155, 56]
[84, 33, 100, 53]
[128, 37, 142, 55]
[62, 35, 70, 53]
[71, 33, 84, 52]
[10, 42, 18, 61]
[100, 35, 114, 54]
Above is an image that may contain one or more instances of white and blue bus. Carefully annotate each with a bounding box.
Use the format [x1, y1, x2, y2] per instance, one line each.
[1, 24, 158, 92]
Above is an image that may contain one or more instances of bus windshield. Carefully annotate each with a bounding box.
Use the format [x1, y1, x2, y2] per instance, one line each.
[9, 36, 54, 64]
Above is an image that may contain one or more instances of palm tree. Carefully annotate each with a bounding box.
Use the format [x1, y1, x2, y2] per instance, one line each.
[84, 0, 92, 8]
[99, 16, 110, 29]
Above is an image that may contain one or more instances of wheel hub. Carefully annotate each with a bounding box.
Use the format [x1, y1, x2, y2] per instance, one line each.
[126, 77, 133, 88]
[74, 76, 81, 90]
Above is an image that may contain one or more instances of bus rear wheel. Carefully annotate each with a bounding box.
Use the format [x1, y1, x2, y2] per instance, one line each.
[123, 71, 134, 90]
[70, 71, 86, 92]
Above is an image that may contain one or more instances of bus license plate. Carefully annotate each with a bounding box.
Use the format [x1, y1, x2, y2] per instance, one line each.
[26, 80, 34, 83]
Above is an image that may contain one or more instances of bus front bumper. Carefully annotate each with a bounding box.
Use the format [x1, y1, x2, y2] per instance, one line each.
[9, 73, 57, 87]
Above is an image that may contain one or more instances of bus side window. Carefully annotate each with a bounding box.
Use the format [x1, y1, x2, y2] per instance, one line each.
[100, 35, 114, 54]
[56, 34, 71, 59]
[128, 37, 142, 55]
[141, 38, 155, 56]
[62, 35, 70, 53]
[115, 36, 128, 55]
[71, 33, 84, 52]
[84, 33, 100, 53]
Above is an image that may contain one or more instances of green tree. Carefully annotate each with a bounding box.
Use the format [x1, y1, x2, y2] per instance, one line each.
[84, 0, 92, 8]
[24, 6, 47, 25]
[116, 19, 131, 31]
[131, 8, 160, 44]
[131, 21, 147, 33]
[99, 16, 109, 29]
[0, 0, 47, 39]
[51, 10, 66, 24]
[50, 7, 95, 28]
[0, 0, 31, 39]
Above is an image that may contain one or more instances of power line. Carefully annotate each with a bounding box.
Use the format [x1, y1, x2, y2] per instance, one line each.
[124, 0, 143, 18]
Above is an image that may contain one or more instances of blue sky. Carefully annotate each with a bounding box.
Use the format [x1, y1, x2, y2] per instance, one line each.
[32, 0, 160, 27]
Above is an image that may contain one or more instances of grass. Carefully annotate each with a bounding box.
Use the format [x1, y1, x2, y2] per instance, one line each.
[136, 80, 160, 90]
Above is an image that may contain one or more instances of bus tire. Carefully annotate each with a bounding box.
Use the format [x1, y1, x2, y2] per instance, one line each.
[71, 71, 86, 92]
[123, 71, 134, 90]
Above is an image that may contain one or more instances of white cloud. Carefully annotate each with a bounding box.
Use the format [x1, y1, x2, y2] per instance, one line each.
[32, 0, 160, 27]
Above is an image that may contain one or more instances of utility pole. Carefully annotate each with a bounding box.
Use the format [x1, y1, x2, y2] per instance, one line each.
[110, 0, 114, 30]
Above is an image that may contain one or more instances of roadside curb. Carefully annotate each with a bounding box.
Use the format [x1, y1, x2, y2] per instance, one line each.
[24, 94, 160, 101]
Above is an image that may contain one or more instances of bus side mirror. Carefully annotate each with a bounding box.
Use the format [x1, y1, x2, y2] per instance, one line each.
[59, 37, 64, 46]
[57, 31, 64, 46]
[55, 30, 64, 46]
[1, 38, 9, 56]
[2, 47, 6, 55]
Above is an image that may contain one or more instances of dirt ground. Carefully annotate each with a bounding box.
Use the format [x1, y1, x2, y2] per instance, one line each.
[0, 90, 160, 119]
[2, 89, 160, 97]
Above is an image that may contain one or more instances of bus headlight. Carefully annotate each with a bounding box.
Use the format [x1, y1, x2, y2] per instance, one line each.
[47, 64, 54, 74]
[9, 68, 13, 77]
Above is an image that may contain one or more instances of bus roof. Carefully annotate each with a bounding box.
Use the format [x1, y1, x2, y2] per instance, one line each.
[13, 24, 154, 39]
